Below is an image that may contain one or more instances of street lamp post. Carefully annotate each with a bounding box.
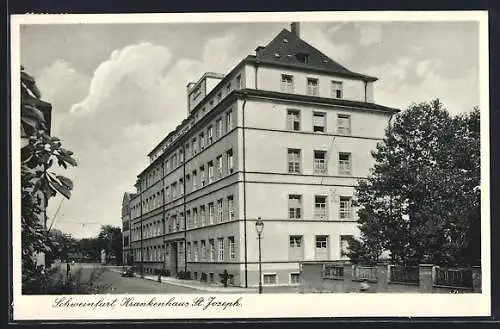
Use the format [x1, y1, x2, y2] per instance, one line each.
[255, 217, 264, 294]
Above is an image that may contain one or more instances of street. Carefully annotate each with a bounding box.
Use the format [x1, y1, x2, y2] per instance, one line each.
[67, 263, 199, 294]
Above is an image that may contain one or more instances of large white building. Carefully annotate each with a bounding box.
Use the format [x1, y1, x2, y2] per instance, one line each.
[122, 23, 398, 288]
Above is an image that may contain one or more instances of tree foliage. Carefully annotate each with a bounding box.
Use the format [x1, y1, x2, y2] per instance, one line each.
[77, 226, 123, 264]
[21, 66, 77, 292]
[348, 100, 480, 267]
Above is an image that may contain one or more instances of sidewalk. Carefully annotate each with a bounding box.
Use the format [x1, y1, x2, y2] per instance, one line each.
[108, 267, 257, 293]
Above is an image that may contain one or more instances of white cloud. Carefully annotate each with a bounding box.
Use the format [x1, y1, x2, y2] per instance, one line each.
[301, 27, 352, 62]
[43, 30, 260, 238]
[356, 23, 383, 46]
[366, 58, 478, 115]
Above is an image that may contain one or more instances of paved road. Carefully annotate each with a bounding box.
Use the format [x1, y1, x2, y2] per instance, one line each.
[67, 263, 199, 294]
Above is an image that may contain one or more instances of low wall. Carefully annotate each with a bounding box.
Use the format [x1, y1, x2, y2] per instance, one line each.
[299, 262, 481, 294]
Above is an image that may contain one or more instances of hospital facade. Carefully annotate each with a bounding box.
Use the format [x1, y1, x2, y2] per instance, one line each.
[121, 23, 398, 287]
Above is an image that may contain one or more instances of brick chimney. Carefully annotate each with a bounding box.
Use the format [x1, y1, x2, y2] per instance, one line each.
[291, 22, 300, 38]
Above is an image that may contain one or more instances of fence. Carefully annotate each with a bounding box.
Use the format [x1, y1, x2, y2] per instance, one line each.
[300, 262, 481, 293]
[389, 265, 419, 284]
[323, 265, 344, 279]
[353, 266, 377, 282]
[434, 267, 473, 289]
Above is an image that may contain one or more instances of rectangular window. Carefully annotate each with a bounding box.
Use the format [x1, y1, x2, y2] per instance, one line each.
[208, 161, 214, 183]
[226, 110, 233, 131]
[186, 210, 191, 229]
[289, 235, 302, 248]
[209, 239, 215, 261]
[332, 81, 343, 99]
[201, 240, 207, 260]
[281, 74, 294, 93]
[208, 202, 214, 224]
[217, 199, 223, 222]
[287, 149, 301, 173]
[313, 112, 326, 133]
[179, 178, 184, 195]
[340, 235, 353, 257]
[339, 153, 352, 175]
[216, 155, 223, 178]
[228, 236, 235, 260]
[315, 235, 329, 260]
[199, 132, 205, 150]
[207, 126, 214, 145]
[288, 195, 302, 219]
[337, 114, 351, 135]
[226, 149, 234, 173]
[339, 197, 353, 220]
[185, 174, 191, 193]
[178, 241, 185, 262]
[217, 238, 224, 261]
[287, 109, 300, 131]
[290, 273, 300, 284]
[307, 78, 319, 96]
[216, 118, 223, 139]
[192, 170, 197, 190]
[200, 205, 206, 226]
[192, 208, 198, 228]
[228, 196, 234, 220]
[200, 165, 206, 186]
[313, 150, 328, 174]
[171, 183, 177, 199]
[263, 273, 277, 285]
[187, 242, 192, 262]
[179, 150, 184, 163]
[193, 241, 199, 261]
[314, 195, 328, 219]
[192, 138, 198, 155]
[185, 143, 191, 159]
[316, 236, 328, 248]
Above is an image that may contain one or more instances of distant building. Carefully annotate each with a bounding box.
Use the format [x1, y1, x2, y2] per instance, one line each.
[121, 192, 135, 265]
[122, 23, 398, 287]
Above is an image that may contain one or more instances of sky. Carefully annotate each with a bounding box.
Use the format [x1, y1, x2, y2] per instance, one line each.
[19, 20, 480, 238]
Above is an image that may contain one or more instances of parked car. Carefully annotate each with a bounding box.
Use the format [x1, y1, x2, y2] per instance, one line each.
[121, 267, 134, 278]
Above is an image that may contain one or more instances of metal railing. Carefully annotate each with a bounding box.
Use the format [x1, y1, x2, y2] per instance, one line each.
[435, 267, 473, 288]
[324, 265, 344, 279]
[353, 265, 377, 282]
[389, 265, 419, 284]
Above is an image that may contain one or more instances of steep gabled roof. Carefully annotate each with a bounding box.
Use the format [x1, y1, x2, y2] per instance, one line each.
[122, 192, 136, 206]
[256, 29, 377, 82]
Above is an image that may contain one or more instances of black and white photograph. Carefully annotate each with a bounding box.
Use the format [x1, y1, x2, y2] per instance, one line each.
[11, 11, 490, 320]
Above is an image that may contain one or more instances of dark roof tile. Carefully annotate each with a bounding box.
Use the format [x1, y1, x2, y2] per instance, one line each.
[256, 29, 377, 81]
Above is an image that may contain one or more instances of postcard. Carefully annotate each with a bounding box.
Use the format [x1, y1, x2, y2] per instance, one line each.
[11, 11, 490, 320]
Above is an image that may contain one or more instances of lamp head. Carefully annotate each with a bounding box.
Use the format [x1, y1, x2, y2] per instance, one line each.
[255, 217, 264, 234]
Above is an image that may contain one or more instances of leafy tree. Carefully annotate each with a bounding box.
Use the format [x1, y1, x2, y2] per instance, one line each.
[348, 100, 480, 267]
[97, 225, 123, 264]
[45, 229, 78, 264]
[21, 66, 77, 293]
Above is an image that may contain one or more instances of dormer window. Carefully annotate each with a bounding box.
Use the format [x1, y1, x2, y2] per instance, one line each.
[295, 52, 309, 64]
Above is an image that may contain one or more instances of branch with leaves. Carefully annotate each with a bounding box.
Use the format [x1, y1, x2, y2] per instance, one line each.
[21, 66, 78, 293]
